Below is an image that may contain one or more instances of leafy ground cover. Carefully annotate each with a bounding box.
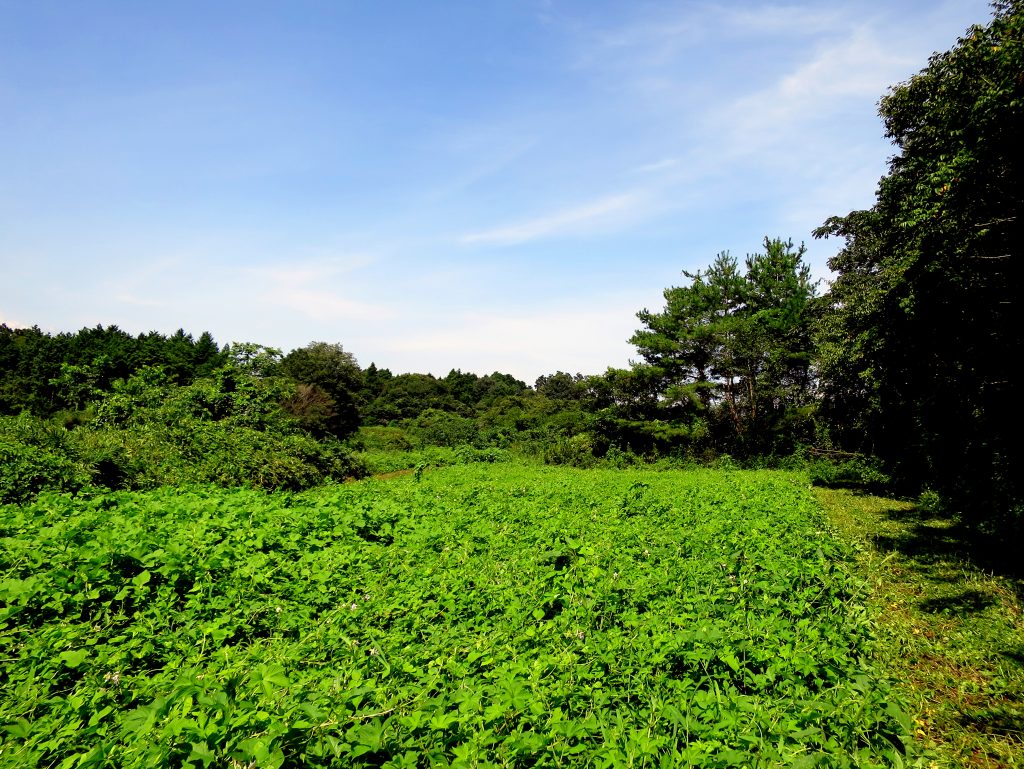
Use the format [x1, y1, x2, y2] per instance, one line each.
[815, 489, 1024, 768]
[355, 445, 510, 476]
[2, 465, 915, 768]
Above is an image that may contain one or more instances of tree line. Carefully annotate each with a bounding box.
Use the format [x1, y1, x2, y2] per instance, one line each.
[2, 1, 1020, 531]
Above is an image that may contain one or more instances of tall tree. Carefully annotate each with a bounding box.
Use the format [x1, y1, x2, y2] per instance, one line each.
[814, 1, 1022, 525]
[631, 237, 817, 456]
[279, 342, 363, 439]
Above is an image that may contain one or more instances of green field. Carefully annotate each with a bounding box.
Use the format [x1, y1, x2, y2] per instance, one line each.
[1, 465, 914, 768]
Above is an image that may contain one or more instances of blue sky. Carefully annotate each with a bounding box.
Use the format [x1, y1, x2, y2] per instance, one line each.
[1, 0, 994, 383]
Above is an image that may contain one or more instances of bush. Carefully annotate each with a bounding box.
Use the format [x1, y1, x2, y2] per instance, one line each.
[544, 434, 598, 468]
[453, 445, 510, 464]
[602, 445, 642, 469]
[0, 440, 88, 504]
[0, 371, 370, 503]
[356, 445, 511, 475]
[69, 422, 367, 492]
[809, 455, 891, 492]
[410, 409, 480, 448]
[356, 425, 414, 452]
[916, 488, 945, 515]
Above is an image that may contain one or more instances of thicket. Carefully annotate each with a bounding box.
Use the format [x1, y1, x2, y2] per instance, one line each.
[0, 331, 367, 501]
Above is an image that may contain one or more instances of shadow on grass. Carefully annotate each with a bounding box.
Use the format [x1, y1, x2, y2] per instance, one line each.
[872, 505, 1024, 573]
[867, 504, 1024, 603]
[827, 490, 1024, 766]
[1003, 649, 1024, 666]
[959, 704, 1024, 740]
[918, 590, 995, 615]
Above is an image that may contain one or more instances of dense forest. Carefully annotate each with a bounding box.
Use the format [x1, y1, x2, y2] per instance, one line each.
[2, 1, 1020, 536]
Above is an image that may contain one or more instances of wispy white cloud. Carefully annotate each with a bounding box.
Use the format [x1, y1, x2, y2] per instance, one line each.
[0, 311, 27, 329]
[92, 249, 394, 331]
[720, 4, 848, 34]
[632, 157, 682, 174]
[101, 256, 183, 311]
[424, 125, 539, 201]
[460, 192, 644, 246]
[709, 25, 911, 156]
[242, 252, 378, 286]
[272, 291, 385, 322]
[241, 254, 393, 322]
[775, 26, 913, 100]
[565, 3, 844, 83]
[113, 293, 169, 308]
[564, 7, 705, 73]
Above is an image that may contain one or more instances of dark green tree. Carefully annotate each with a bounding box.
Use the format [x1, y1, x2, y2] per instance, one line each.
[534, 372, 586, 401]
[0, 324, 226, 417]
[362, 373, 462, 424]
[279, 342, 363, 439]
[814, 1, 1022, 526]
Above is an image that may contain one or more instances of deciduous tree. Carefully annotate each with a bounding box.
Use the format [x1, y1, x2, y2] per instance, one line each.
[814, 1, 1022, 525]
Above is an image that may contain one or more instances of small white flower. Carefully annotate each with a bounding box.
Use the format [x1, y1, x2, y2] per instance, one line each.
[350, 603, 358, 611]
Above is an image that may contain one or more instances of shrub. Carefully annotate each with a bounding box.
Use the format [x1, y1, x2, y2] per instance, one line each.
[809, 455, 891, 492]
[544, 434, 598, 468]
[356, 425, 414, 452]
[453, 445, 510, 464]
[410, 409, 480, 447]
[69, 422, 366, 492]
[0, 439, 88, 504]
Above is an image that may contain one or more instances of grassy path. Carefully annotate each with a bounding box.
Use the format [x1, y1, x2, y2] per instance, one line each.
[814, 488, 1024, 768]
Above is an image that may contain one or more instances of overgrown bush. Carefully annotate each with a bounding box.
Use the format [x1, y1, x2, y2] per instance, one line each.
[602, 445, 642, 469]
[0, 439, 88, 504]
[809, 454, 891, 492]
[452, 445, 510, 464]
[543, 434, 598, 468]
[67, 423, 366, 492]
[356, 425, 414, 452]
[0, 367, 370, 503]
[356, 444, 510, 475]
[408, 408, 480, 447]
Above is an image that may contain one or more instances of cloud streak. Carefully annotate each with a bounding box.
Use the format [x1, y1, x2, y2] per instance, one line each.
[241, 255, 393, 322]
[460, 192, 643, 246]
